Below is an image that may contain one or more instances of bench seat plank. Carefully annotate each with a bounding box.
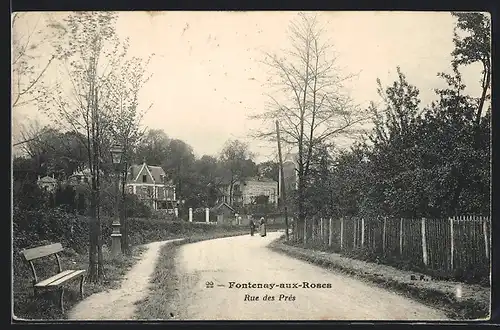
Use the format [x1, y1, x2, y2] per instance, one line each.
[35, 270, 75, 287]
[35, 269, 85, 287]
[46, 270, 86, 287]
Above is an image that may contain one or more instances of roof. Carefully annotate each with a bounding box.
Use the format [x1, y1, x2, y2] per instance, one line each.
[284, 153, 298, 164]
[128, 162, 167, 183]
[210, 202, 236, 213]
[69, 168, 91, 177]
[245, 176, 277, 184]
[147, 165, 166, 182]
[38, 176, 57, 183]
[219, 176, 277, 187]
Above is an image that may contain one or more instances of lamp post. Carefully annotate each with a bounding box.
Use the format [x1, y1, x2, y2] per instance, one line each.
[110, 143, 123, 258]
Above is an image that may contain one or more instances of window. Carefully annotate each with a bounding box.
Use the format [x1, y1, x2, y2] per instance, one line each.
[128, 186, 134, 194]
[142, 174, 147, 183]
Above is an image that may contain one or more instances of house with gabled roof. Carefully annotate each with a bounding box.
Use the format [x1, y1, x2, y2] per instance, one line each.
[67, 168, 92, 186]
[125, 161, 177, 211]
[217, 175, 278, 208]
[37, 174, 58, 193]
[210, 202, 237, 225]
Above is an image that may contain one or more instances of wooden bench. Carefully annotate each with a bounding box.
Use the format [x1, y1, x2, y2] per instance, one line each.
[21, 243, 86, 313]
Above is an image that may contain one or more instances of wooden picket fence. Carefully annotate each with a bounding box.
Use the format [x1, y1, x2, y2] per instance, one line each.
[304, 215, 491, 273]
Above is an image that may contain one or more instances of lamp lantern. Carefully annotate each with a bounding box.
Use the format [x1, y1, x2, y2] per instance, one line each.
[110, 144, 124, 165]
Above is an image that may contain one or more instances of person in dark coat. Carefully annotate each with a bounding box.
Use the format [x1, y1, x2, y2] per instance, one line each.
[259, 217, 267, 237]
[249, 219, 256, 236]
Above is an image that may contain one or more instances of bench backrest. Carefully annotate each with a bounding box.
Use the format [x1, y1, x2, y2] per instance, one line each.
[21, 243, 64, 262]
[21, 243, 64, 285]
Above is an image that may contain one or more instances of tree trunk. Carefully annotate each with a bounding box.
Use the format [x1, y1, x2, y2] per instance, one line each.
[475, 63, 490, 130]
[94, 87, 104, 282]
[297, 162, 306, 242]
[87, 188, 99, 283]
[96, 195, 104, 280]
[229, 180, 234, 205]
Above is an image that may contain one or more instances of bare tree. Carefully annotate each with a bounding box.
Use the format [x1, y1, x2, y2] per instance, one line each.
[41, 11, 132, 283]
[250, 12, 368, 241]
[15, 119, 46, 153]
[106, 55, 153, 255]
[11, 12, 63, 109]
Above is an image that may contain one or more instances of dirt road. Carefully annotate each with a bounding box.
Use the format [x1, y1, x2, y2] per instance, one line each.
[169, 232, 449, 320]
[68, 238, 184, 320]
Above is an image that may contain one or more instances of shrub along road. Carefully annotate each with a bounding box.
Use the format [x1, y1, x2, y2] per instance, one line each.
[136, 231, 449, 321]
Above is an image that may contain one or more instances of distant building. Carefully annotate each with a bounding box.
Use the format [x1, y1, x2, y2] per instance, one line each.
[68, 168, 91, 186]
[210, 202, 237, 225]
[37, 175, 57, 193]
[219, 176, 278, 207]
[125, 161, 177, 211]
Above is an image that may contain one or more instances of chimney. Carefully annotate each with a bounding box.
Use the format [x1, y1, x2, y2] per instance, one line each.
[130, 166, 134, 181]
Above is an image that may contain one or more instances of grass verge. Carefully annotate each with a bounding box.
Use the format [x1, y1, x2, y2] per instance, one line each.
[268, 237, 489, 320]
[133, 229, 254, 320]
[13, 244, 147, 321]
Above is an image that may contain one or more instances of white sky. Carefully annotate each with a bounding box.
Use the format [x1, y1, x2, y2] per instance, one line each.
[12, 11, 486, 163]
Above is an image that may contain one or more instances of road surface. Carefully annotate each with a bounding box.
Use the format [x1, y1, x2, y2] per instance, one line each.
[68, 239, 184, 320]
[167, 231, 449, 321]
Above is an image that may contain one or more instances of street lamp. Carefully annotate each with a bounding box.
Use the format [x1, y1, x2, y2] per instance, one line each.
[110, 143, 123, 258]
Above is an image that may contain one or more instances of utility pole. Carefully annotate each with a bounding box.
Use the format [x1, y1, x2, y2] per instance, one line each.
[276, 120, 289, 241]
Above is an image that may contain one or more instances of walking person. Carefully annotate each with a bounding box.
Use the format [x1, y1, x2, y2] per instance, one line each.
[249, 219, 256, 236]
[259, 217, 267, 237]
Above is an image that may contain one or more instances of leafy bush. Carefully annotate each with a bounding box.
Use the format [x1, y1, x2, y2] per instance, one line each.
[13, 206, 88, 254]
[123, 194, 153, 218]
[13, 180, 49, 211]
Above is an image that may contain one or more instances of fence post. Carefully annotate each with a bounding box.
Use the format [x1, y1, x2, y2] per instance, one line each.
[483, 216, 489, 260]
[328, 218, 333, 247]
[205, 208, 210, 223]
[399, 218, 403, 256]
[382, 217, 387, 254]
[450, 217, 454, 270]
[421, 217, 428, 266]
[361, 218, 365, 247]
[188, 208, 193, 222]
[340, 217, 344, 250]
